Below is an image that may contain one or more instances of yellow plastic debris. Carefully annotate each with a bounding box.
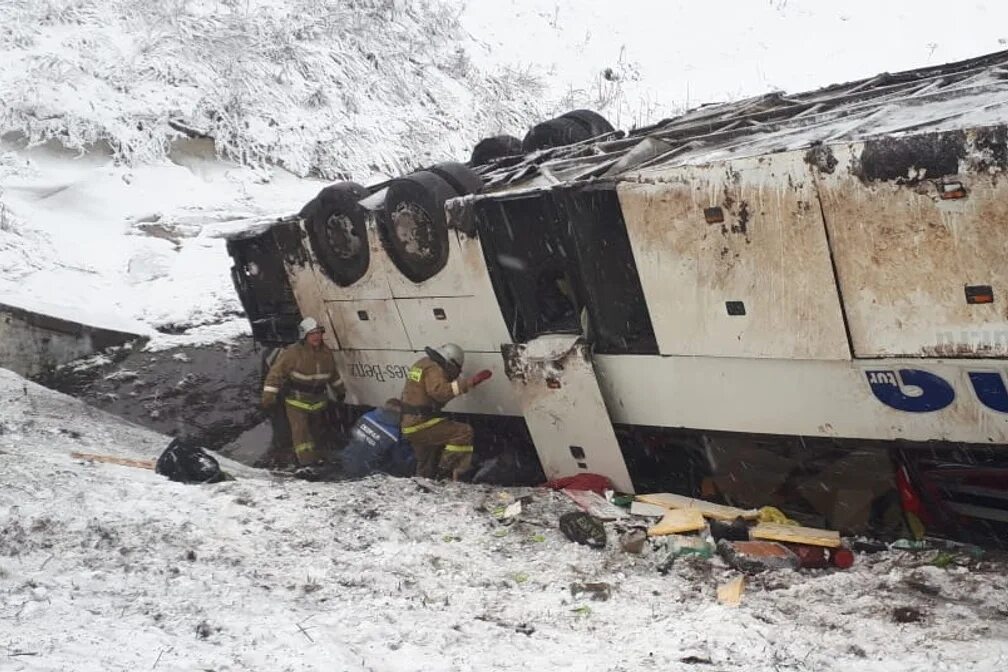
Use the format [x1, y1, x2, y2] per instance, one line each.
[757, 506, 798, 526]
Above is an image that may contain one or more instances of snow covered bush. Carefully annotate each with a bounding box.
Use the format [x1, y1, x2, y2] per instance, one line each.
[0, 0, 547, 179]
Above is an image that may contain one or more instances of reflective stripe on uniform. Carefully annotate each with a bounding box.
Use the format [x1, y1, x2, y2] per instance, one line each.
[407, 367, 423, 383]
[285, 397, 328, 412]
[291, 371, 332, 382]
[444, 444, 473, 453]
[293, 441, 315, 457]
[263, 385, 280, 393]
[402, 416, 445, 434]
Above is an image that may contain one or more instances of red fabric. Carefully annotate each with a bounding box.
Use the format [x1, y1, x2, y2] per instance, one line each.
[469, 369, 493, 387]
[542, 473, 613, 495]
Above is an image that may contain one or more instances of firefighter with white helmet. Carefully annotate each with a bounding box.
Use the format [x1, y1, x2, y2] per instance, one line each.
[261, 316, 345, 472]
[399, 342, 492, 480]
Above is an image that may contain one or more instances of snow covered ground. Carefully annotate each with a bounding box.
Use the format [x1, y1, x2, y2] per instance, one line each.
[4, 10, 1008, 666]
[0, 134, 328, 348]
[2, 369, 1008, 671]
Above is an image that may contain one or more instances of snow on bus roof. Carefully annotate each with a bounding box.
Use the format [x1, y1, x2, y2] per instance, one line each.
[476, 48, 1008, 193]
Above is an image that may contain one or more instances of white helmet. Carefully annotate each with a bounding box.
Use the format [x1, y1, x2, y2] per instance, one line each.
[427, 342, 464, 372]
[298, 317, 325, 340]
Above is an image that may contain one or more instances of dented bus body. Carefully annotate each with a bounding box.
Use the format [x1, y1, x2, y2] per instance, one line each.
[226, 50, 1008, 540]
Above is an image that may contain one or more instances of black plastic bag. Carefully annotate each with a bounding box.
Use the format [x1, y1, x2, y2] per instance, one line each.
[155, 438, 228, 484]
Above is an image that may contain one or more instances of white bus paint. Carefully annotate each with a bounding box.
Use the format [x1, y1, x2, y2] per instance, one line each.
[618, 151, 851, 361]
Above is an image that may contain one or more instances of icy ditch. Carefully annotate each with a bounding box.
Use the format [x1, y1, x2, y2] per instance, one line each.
[1, 367, 1007, 672]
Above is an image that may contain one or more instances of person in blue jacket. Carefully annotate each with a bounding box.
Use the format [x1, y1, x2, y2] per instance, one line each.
[340, 399, 416, 479]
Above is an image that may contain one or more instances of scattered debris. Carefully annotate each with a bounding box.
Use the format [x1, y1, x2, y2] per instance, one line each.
[481, 490, 531, 525]
[635, 492, 760, 521]
[750, 522, 841, 548]
[619, 527, 648, 554]
[717, 575, 745, 606]
[709, 517, 750, 542]
[154, 438, 231, 484]
[680, 654, 714, 665]
[893, 606, 924, 623]
[904, 576, 942, 597]
[756, 506, 798, 526]
[717, 540, 799, 573]
[851, 539, 889, 554]
[71, 452, 155, 470]
[785, 543, 832, 569]
[543, 473, 613, 495]
[647, 509, 706, 536]
[558, 511, 606, 549]
[657, 534, 715, 560]
[629, 501, 667, 518]
[563, 488, 627, 521]
[570, 582, 611, 601]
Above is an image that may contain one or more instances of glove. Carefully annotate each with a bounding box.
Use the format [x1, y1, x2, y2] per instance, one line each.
[469, 369, 493, 388]
[261, 391, 277, 410]
[326, 382, 346, 404]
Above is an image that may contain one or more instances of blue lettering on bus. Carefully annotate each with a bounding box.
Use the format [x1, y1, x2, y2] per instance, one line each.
[968, 371, 1008, 413]
[865, 368, 956, 413]
[866, 368, 1008, 414]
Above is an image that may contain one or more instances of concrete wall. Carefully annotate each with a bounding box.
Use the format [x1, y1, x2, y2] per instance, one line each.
[0, 304, 139, 378]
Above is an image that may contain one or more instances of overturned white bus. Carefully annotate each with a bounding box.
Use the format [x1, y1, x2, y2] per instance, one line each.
[226, 50, 1008, 543]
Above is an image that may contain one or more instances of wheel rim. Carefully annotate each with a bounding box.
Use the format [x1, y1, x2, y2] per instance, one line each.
[323, 212, 364, 261]
[390, 201, 439, 262]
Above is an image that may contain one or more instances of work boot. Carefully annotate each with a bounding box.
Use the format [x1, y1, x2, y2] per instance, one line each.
[292, 464, 321, 481]
[292, 459, 341, 482]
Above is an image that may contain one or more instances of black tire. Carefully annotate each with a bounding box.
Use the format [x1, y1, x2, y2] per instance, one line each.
[380, 170, 456, 283]
[471, 134, 522, 166]
[302, 181, 370, 287]
[428, 161, 483, 196]
[560, 109, 615, 137]
[521, 116, 593, 152]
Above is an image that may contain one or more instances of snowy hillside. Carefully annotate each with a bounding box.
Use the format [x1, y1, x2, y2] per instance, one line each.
[2, 368, 1007, 671]
[0, 0, 546, 179]
[0, 0, 549, 342]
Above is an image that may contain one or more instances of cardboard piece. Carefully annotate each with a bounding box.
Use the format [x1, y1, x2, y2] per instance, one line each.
[717, 576, 745, 606]
[71, 452, 155, 470]
[636, 492, 760, 521]
[630, 501, 668, 518]
[750, 522, 841, 548]
[563, 489, 628, 521]
[647, 508, 706, 536]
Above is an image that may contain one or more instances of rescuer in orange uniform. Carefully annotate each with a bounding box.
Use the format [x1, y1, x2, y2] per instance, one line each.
[399, 343, 492, 480]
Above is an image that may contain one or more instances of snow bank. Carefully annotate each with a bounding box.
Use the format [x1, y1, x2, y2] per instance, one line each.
[0, 135, 324, 346]
[2, 368, 1007, 671]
